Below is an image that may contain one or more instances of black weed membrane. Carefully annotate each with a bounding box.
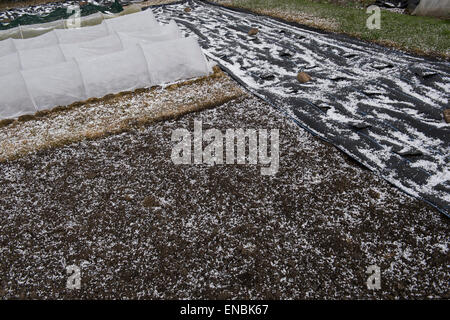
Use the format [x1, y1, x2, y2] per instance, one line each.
[153, 0, 449, 216]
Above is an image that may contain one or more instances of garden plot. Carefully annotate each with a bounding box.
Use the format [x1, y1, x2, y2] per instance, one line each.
[0, 94, 448, 299]
[0, 8, 214, 120]
[152, 0, 450, 216]
[0, 67, 244, 162]
[0, 0, 448, 300]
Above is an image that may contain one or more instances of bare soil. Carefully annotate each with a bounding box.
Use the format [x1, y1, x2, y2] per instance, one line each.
[0, 95, 448, 299]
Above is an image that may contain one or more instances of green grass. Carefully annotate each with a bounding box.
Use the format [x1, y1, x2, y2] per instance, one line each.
[232, 0, 450, 59]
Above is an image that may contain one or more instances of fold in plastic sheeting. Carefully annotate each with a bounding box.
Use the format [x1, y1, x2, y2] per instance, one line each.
[0, 37, 213, 119]
[0, 4, 142, 41]
[0, 20, 181, 75]
[0, 9, 157, 57]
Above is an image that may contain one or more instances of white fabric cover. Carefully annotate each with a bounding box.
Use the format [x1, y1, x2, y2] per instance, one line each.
[0, 37, 212, 119]
[413, 0, 450, 18]
[142, 37, 210, 85]
[117, 20, 181, 47]
[0, 38, 16, 57]
[14, 30, 60, 53]
[25, 60, 86, 110]
[20, 45, 66, 70]
[61, 33, 123, 60]
[104, 8, 159, 33]
[54, 22, 110, 45]
[0, 9, 157, 57]
[0, 20, 181, 75]
[0, 72, 37, 118]
[78, 45, 150, 99]
[0, 9, 212, 120]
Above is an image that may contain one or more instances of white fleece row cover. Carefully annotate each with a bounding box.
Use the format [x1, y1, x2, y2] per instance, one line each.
[0, 20, 181, 75]
[0, 9, 159, 57]
[0, 10, 213, 120]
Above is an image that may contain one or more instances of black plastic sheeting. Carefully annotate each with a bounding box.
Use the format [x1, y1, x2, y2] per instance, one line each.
[152, 0, 450, 216]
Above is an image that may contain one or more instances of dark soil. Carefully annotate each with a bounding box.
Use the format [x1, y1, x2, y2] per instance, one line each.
[0, 96, 448, 299]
